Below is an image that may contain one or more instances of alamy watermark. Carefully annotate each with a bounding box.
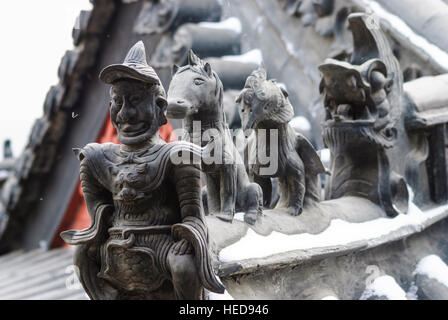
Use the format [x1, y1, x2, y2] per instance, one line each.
[365, 265, 382, 287]
[168, 121, 279, 176]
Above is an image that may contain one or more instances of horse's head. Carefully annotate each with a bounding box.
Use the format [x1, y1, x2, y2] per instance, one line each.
[237, 68, 294, 130]
[167, 50, 223, 120]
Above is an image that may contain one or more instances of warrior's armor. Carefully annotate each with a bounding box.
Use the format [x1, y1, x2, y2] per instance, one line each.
[62, 142, 222, 299]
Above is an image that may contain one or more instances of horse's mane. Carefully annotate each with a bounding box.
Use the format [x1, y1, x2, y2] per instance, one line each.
[244, 68, 269, 102]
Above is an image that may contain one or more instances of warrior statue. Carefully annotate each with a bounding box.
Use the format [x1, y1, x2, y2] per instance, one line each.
[61, 41, 224, 299]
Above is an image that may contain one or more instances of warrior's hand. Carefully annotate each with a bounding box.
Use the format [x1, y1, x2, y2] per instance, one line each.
[171, 239, 193, 255]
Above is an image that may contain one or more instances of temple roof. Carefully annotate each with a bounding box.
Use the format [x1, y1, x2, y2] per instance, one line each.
[2, 0, 448, 300]
[0, 247, 87, 300]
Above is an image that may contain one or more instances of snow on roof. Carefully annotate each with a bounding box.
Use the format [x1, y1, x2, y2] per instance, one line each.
[208, 289, 234, 300]
[321, 295, 339, 300]
[218, 187, 448, 262]
[360, 275, 408, 300]
[0, 170, 9, 180]
[222, 49, 263, 65]
[414, 255, 448, 288]
[318, 148, 331, 165]
[289, 116, 312, 132]
[198, 17, 242, 33]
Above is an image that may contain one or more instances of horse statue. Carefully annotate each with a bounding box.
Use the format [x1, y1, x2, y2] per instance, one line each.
[166, 50, 263, 225]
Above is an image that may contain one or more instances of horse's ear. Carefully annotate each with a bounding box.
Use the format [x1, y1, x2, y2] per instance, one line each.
[172, 64, 179, 76]
[204, 62, 212, 77]
[259, 67, 267, 80]
[253, 67, 267, 80]
[188, 50, 193, 65]
[279, 85, 289, 98]
[235, 92, 242, 104]
[259, 62, 267, 79]
[188, 50, 199, 66]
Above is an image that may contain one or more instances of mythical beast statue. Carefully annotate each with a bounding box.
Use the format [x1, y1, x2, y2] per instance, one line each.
[318, 13, 409, 217]
[237, 68, 327, 216]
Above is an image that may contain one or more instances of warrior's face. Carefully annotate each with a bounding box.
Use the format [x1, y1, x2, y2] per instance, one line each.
[110, 79, 167, 145]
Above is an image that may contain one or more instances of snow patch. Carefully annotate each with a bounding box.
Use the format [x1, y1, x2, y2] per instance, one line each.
[0, 170, 9, 179]
[285, 41, 296, 57]
[406, 282, 419, 300]
[321, 295, 339, 300]
[234, 212, 245, 222]
[255, 16, 264, 34]
[289, 116, 311, 132]
[208, 289, 234, 300]
[360, 275, 407, 300]
[222, 49, 263, 65]
[218, 187, 448, 262]
[281, 35, 298, 59]
[199, 17, 242, 34]
[318, 148, 331, 164]
[414, 255, 448, 288]
[363, 0, 448, 70]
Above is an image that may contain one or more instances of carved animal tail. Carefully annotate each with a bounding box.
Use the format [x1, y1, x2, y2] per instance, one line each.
[296, 136, 328, 206]
[303, 172, 322, 206]
[172, 216, 225, 294]
[256, 183, 263, 215]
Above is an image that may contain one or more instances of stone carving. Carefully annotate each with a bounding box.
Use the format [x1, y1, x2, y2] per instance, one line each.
[166, 50, 263, 224]
[403, 64, 423, 82]
[152, 23, 241, 68]
[281, 0, 342, 37]
[318, 13, 409, 217]
[237, 68, 327, 215]
[204, 58, 259, 91]
[133, 0, 222, 35]
[331, 6, 354, 60]
[61, 41, 224, 299]
[279, 0, 356, 60]
[403, 74, 448, 205]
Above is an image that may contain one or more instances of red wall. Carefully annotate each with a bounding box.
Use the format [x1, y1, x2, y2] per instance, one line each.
[51, 115, 174, 248]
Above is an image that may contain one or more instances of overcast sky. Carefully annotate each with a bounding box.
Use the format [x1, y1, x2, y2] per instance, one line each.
[0, 0, 92, 157]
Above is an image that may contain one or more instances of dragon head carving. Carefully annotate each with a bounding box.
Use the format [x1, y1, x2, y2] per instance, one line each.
[318, 12, 409, 217]
[319, 57, 397, 149]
